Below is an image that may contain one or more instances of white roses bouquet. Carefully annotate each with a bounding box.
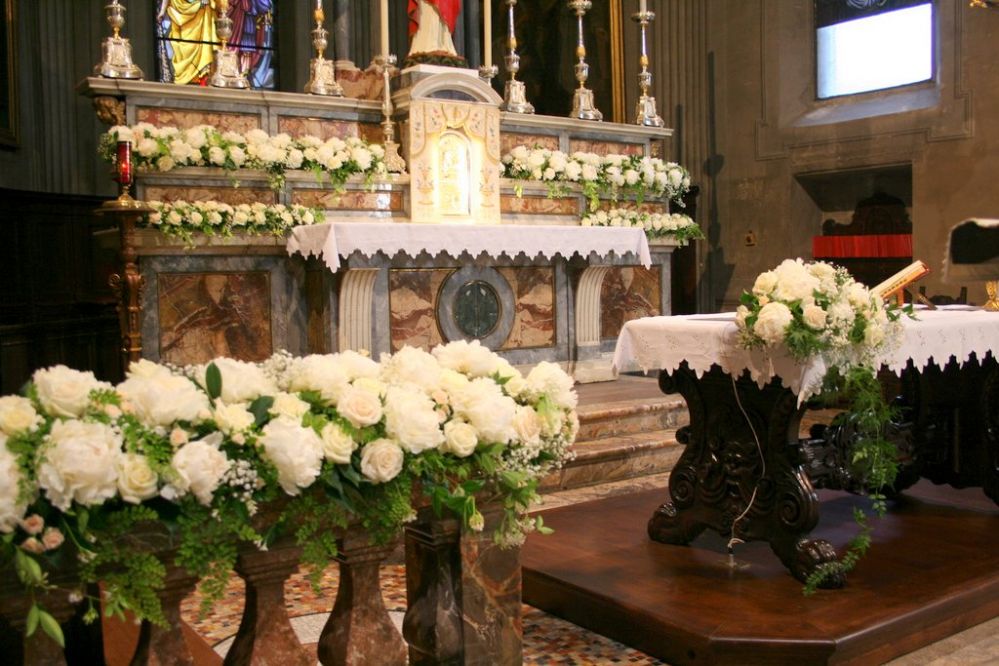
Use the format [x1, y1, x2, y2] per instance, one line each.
[1, 343, 577, 642]
[144, 200, 323, 245]
[502, 145, 691, 211]
[581, 208, 703, 243]
[99, 124, 391, 190]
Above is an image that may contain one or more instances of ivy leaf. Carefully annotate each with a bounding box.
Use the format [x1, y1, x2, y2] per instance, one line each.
[248, 396, 275, 427]
[38, 609, 65, 648]
[25, 604, 39, 637]
[205, 363, 223, 401]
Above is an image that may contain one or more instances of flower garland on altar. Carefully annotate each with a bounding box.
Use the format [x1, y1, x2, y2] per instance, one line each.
[501, 146, 691, 211]
[144, 201, 325, 245]
[581, 208, 704, 244]
[735, 258, 909, 592]
[99, 124, 389, 190]
[0, 342, 577, 645]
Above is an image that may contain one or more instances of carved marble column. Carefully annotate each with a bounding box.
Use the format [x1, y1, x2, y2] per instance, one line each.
[332, 0, 352, 65]
[223, 544, 311, 666]
[130, 556, 199, 666]
[337, 268, 379, 353]
[317, 529, 406, 666]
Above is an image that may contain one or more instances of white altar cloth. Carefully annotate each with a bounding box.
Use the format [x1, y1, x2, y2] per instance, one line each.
[612, 308, 999, 404]
[286, 222, 652, 273]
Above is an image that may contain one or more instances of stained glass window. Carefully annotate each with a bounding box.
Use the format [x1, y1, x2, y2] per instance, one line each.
[154, 0, 277, 89]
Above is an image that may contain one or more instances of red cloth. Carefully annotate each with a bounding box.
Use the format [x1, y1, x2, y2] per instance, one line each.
[408, 0, 461, 36]
[812, 234, 913, 258]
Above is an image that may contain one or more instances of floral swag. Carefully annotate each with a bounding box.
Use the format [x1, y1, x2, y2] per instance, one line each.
[0, 342, 577, 645]
[581, 208, 704, 244]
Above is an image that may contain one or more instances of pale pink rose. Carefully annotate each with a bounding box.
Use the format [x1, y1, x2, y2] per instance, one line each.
[20, 514, 44, 536]
[41, 527, 65, 550]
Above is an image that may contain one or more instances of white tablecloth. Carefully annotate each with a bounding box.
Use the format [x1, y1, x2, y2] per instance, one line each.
[612, 308, 999, 404]
[286, 222, 652, 273]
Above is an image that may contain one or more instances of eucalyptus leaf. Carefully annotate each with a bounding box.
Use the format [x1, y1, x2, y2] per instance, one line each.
[205, 362, 222, 401]
[25, 604, 39, 637]
[38, 609, 65, 648]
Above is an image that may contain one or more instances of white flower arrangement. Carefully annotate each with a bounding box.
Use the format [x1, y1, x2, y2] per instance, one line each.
[581, 208, 704, 243]
[1, 342, 577, 643]
[144, 200, 323, 245]
[501, 145, 691, 210]
[100, 123, 390, 190]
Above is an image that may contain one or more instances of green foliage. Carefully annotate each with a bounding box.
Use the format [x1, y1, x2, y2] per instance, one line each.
[205, 363, 222, 401]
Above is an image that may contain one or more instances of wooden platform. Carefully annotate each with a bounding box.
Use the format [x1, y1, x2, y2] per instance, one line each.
[522, 482, 999, 665]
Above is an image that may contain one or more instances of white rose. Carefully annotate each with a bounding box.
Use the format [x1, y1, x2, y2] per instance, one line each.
[116, 453, 159, 504]
[171, 433, 230, 505]
[213, 401, 255, 435]
[0, 437, 27, 532]
[753, 301, 794, 345]
[803, 304, 828, 330]
[847, 282, 872, 308]
[336, 384, 384, 428]
[752, 271, 778, 297]
[383, 386, 444, 454]
[449, 378, 517, 445]
[494, 360, 527, 397]
[442, 420, 479, 458]
[864, 321, 886, 347]
[772, 259, 820, 302]
[117, 372, 210, 428]
[260, 420, 324, 496]
[360, 438, 404, 483]
[33, 365, 110, 418]
[735, 305, 750, 329]
[352, 377, 387, 398]
[439, 368, 470, 395]
[511, 406, 543, 446]
[320, 422, 356, 464]
[432, 340, 502, 377]
[287, 354, 350, 404]
[0, 396, 42, 435]
[269, 392, 311, 422]
[525, 362, 578, 409]
[38, 420, 121, 511]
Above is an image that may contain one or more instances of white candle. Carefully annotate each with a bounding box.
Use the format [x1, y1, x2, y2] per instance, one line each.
[639, 0, 647, 13]
[315, 0, 322, 11]
[483, 0, 492, 68]
[380, 0, 390, 56]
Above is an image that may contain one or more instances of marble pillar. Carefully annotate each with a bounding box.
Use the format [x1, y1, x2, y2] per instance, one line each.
[332, 0, 353, 66]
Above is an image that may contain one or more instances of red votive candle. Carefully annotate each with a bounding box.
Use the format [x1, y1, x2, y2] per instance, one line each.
[116, 140, 132, 188]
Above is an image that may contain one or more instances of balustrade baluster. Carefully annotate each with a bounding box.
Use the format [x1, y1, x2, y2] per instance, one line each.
[129, 554, 198, 666]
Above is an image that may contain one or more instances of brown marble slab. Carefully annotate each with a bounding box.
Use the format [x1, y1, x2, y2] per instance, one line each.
[568, 139, 644, 156]
[596, 201, 670, 214]
[292, 189, 403, 211]
[500, 195, 579, 216]
[157, 271, 272, 365]
[143, 186, 275, 206]
[277, 117, 362, 140]
[389, 269, 451, 352]
[500, 132, 560, 154]
[600, 266, 661, 340]
[136, 108, 260, 133]
[498, 267, 555, 350]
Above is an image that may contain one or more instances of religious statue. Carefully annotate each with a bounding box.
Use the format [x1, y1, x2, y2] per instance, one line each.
[157, 0, 218, 84]
[407, 0, 464, 66]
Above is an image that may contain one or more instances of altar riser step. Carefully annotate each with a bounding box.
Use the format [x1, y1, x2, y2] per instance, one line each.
[576, 397, 688, 442]
[542, 430, 684, 492]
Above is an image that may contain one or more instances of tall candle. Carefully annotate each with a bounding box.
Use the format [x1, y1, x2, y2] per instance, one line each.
[316, 0, 322, 10]
[639, 0, 647, 13]
[380, 0, 389, 56]
[483, 0, 492, 68]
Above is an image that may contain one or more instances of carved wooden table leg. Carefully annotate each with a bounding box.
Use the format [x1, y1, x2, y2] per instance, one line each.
[223, 544, 311, 666]
[648, 364, 843, 587]
[130, 558, 198, 666]
[403, 510, 463, 665]
[317, 529, 405, 666]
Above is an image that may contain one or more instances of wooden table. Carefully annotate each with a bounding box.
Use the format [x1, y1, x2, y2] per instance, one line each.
[613, 309, 999, 587]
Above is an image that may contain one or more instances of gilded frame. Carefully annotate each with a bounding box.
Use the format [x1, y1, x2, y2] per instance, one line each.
[0, 0, 16, 148]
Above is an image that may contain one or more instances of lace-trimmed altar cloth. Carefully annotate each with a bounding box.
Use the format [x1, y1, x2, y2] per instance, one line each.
[286, 222, 652, 273]
[612, 308, 999, 405]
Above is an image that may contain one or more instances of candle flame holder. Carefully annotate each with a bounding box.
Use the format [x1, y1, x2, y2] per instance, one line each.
[500, 0, 534, 113]
[95, 0, 143, 79]
[305, 5, 344, 96]
[567, 0, 602, 121]
[633, 10, 664, 127]
[210, 1, 249, 89]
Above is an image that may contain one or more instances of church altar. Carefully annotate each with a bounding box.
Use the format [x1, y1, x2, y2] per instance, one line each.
[80, 73, 681, 382]
[613, 308, 999, 585]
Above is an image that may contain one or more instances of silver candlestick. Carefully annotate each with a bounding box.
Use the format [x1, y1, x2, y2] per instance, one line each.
[375, 54, 406, 174]
[479, 65, 499, 85]
[305, 5, 343, 96]
[568, 0, 602, 121]
[501, 0, 533, 113]
[633, 10, 664, 127]
[210, 0, 249, 89]
[95, 0, 143, 79]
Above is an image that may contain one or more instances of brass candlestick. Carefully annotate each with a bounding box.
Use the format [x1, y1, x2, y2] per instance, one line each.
[97, 141, 154, 369]
[633, 9, 664, 127]
[985, 280, 999, 311]
[210, 0, 249, 89]
[375, 54, 406, 174]
[567, 0, 602, 121]
[500, 0, 534, 113]
[305, 5, 344, 96]
[95, 0, 144, 79]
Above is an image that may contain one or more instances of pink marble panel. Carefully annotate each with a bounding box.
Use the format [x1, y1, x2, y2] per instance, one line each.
[358, 123, 384, 144]
[500, 195, 579, 216]
[600, 266, 661, 340]
[277, 117, 361, 140]
[389, 269, 451, 352]
[596, 201, 670, 214]
[498, 267, 555, 350]
[143, 186, 275, 205]
[568, 139, 644, 156]
[500, 133, 560, 154]
[158, 272, 272, 365]
[292, 190, 403, 211]
[335, 67, 384, 101]
[136, 108, 260, 133]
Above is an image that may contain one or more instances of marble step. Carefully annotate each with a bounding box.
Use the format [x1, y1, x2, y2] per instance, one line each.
[541, 429, 684, 492]
[575, 393, 689, 442]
